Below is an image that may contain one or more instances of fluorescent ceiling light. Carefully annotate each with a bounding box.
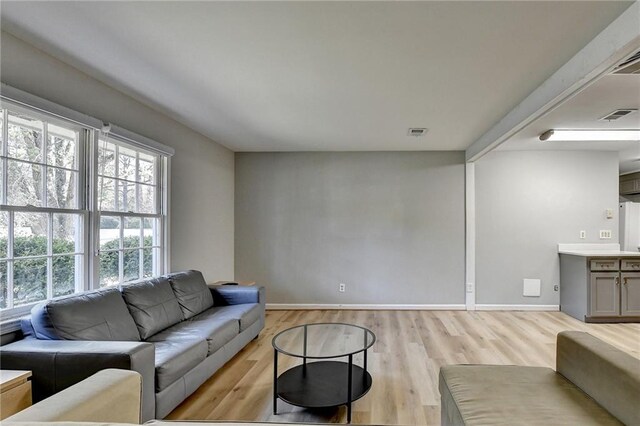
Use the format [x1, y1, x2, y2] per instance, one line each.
[539, 129, 640, 141]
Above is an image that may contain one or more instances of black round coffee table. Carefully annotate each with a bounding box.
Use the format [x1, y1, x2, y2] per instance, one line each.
[272, 322, 375, 423]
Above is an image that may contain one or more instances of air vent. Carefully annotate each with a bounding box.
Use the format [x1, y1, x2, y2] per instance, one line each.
[600, 109, 638, 121]
[614, 50, 640, 74]
[407, 128, 428, 137]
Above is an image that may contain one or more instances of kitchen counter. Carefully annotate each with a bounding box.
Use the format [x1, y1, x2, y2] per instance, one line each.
[558, 243, 640, 257]
[559, 250, 640, 257]
[558, 243, 640, 323]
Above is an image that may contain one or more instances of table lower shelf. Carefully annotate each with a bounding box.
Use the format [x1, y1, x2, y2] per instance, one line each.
[276, 361, 372, 408]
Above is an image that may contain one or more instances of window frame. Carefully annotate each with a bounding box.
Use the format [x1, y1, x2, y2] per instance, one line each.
[1, 104, 89, 317]
[91, 134, 166, 287]
[0, 89, 173, 322]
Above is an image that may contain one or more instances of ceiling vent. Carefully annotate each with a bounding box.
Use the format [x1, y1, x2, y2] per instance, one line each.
[614, 50, 640, 74]
[600, 109, 638, 121]
[407, 128, 428, 137]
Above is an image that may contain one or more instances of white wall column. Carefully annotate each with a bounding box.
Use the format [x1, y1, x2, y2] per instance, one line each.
[465, 162, 476, 310]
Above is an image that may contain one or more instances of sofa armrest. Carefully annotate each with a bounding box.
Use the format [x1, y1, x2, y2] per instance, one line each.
[0, 339, 156, 422]
[208, 284, 265, 306]
[4, 369, 142, 424]
[556, 331, 640, 426]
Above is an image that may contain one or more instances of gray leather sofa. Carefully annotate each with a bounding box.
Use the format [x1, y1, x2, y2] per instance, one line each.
[0, 270, 265, 422]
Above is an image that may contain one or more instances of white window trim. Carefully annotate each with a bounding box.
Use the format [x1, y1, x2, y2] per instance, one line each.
[1, 84, 175, 156]
[0, 85, 173, 323]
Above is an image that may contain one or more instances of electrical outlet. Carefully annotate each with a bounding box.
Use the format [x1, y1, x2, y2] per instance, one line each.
[579, 230, 586, 239]
[339, 283, 346, 293]
[466, 283, 474, 293]
[599, 230, 612, 239]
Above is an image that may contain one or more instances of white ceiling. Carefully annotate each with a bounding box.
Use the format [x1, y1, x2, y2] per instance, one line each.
[0, 1, 633, 152]
[498, 74, 640, 174]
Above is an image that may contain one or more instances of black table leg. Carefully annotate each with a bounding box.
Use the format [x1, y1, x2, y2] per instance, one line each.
[363, 348, 368, 385]
[363, 329, 368, 385]
[347, 354, 353, 423]
[303, 324, 308, 377]
[273, 349, 278, 415]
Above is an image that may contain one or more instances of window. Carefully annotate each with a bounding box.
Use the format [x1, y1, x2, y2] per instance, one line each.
[0, 97, 171, 319]
[0, 107, 85, 310]
[97, 138, 162, 287]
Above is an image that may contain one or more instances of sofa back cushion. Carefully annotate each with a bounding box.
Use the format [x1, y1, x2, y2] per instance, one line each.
[556, 331, 640, 426]
[167, 270, 213, 319]
[30, 288, 140, 341]
[121, 277, 185, 339]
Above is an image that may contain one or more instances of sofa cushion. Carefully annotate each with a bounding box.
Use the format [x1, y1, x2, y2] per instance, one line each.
[556, 331, 640, 426]
[20, 317, 36, 338]
[30, 288, 140, 341]
[194, 304, 262, 332]
[153, 339, 208, 392]
[167, 270, 214, 319]
[147, 315, 239, 356]
[439, 365, 621, 426]
[121, 277, 184, 339]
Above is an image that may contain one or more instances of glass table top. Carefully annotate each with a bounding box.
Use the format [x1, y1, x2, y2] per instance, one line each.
[272, 323, 376, 359]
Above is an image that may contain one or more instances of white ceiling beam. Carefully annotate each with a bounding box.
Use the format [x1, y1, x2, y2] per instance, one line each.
[465, 2, 640, 162]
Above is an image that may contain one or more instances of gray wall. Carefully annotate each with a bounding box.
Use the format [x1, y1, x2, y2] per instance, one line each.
[475, 150, 619, 305]
[235, 152, 466, 305]
[1, 32, 235, 281]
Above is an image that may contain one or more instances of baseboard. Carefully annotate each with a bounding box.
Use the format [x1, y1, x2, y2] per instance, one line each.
[266, 303, 466, 311]
[475, 304, 559, 311]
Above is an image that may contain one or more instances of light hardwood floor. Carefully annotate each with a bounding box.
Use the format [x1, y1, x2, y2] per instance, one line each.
[167, 310, 640, 425]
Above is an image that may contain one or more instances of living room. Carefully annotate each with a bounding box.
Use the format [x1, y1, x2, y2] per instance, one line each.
[0, 2, 639, 426]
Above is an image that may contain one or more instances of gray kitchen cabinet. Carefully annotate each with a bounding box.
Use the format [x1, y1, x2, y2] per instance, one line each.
[589, 272, 619, 317]
[621, 272, 640, 316]
[560, 254, 640, 323]
[620, 179, 639, 195]
[620, 171, 640, 195]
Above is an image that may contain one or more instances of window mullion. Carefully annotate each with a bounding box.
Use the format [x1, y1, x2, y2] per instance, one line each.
[155, 155, 161, 215]
[139, 220, 144, 279]
[114, 145, 119, 211]
[0, 205, 84, 214]
[135, 152, 140, 213]
[46, 212, 53, 299]
[162, 156, 170, 274]
[118, 214, 124, 283]
[1, 157, 77, 172]
[87, 130, 97, 291]
[42, 121, 48, 208]
[7, 210, 14, 308]
[2, 109, 8, 204]
[76, 129, 87, 292]
[155, 156, 162, 276]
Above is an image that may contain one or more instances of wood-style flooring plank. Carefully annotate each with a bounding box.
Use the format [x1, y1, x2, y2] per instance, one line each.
[167, 310, 640, 425]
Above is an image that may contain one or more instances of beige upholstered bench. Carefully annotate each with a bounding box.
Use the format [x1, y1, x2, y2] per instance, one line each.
[439, 331, 640, 425]
[2, 369, 326, 426]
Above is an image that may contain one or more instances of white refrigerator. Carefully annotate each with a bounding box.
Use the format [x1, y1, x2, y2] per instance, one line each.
[619, 202, 640, 252]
